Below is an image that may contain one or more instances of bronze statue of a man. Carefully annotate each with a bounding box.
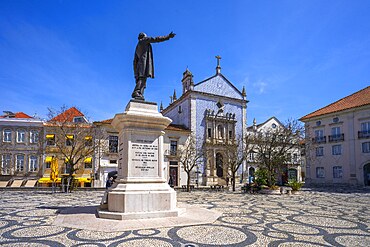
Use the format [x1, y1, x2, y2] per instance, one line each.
[132, 32, 176, 100]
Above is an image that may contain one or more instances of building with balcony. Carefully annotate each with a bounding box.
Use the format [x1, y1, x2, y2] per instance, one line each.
[40, 107, 95, 187]
[300, 86, 370, 186]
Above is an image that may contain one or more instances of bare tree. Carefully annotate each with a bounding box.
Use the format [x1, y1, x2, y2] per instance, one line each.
[177, 135, 204, 192]
[222, 136, 245, 191]
[45, 106, 106, 191]
[249, 119, 304, 187]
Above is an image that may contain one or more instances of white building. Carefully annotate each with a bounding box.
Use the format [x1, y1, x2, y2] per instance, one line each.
[300, 86, 370, 186]
[246, 117, 304, 184]
[162, 60, 248, 186]
[0, 111, 43, 183]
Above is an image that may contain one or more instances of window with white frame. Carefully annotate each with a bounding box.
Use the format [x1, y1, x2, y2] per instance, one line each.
[316, 147, 324, 156]
[3, 129, 12, 142]
[293, 153, 298, 163]
[30, 130, 39, 144]
[333, 166, 343, 178]
[1, 154, 11, 175]
[361, 122, 370, 132]
[362, 142, 370, 153]
[314, 129, 325, 142]
[248, 152, 255, 162]
[16, 154, 24, 172]
[29, 155, 38, 172]
[17, 130, 25, 143]
[331, 127, 341, 136]
[316, 167, 325, 178]
[315, 129, 324, 138]
[73, 116, 86, 123]
[332, 145, 342, 155]
[170, 140, 178, 155]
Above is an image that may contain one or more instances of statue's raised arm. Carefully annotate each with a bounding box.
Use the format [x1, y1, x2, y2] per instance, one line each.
[132, 32, 176, 101]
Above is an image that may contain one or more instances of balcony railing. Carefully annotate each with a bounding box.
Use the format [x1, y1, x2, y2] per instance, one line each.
[358, 130, 370, 139]
[312, 136, 326, 144]
[165, 150, 177, 156]
[328, 133, 344, 142]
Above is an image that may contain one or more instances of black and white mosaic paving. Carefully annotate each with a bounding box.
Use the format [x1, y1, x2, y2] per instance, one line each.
[0, 187, 369, 246]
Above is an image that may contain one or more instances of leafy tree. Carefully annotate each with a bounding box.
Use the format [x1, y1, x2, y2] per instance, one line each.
[248, 119, 303, 187]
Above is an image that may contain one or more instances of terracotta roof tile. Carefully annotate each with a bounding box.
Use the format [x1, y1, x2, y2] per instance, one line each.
[15, 112, 32, 118]
[101, 118, 113, 124]
[165, 124, 190, 132]
[0, 112, 32, 118]
[300, 86, 370, 121]
[50, 107, 84, 122]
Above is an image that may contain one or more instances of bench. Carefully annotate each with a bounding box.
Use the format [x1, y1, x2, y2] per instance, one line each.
[242, 184, 258, 193]
[181, 185, 195, 191]
[281, 187, 292, 194]
[210, 185, 224, 191]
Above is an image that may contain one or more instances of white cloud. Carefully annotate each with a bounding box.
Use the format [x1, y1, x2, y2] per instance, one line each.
[253, 80, 268, 94]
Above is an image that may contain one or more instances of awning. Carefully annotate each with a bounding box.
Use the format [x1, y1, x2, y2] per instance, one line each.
[38, 177, 61, 184]
[77, 177, 92, 183]
[45, 156, 53, 163]
[66, 135, 74, 139]
[46, 134, 55, 139]
[84, 157, 92, 163]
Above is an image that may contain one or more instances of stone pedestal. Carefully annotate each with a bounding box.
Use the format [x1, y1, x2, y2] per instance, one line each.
[98, 100, 182, 220]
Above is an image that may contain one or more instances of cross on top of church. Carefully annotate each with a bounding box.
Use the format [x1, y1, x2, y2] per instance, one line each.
[215, 55, 222, 74]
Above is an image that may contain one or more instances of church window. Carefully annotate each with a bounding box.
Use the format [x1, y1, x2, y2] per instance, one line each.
[229, 130, 233, 139]
[218, 125, 224, 139]
[207, 128, 212, 138]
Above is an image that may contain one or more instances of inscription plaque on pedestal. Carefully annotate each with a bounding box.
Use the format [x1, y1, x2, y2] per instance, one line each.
[98, 100, 182, 220]
[131, 136, 158, 177]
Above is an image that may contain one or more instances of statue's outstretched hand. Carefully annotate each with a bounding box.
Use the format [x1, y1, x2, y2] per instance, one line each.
[169, 32, 176, 38]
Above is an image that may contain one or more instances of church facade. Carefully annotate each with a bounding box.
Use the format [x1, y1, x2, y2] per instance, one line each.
[162, 61, 248, 185]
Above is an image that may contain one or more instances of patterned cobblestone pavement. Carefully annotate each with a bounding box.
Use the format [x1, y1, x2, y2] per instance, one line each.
[0, 188, 369, 246]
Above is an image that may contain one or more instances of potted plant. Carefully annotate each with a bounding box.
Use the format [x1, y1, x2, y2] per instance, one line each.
[288, 180, 303, 194]
[255, 169, 280, 194]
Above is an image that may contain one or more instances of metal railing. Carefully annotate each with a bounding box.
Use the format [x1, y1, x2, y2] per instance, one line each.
[358, 130, 370, 139]
[328, 133, 344, 142]
[312, 136, 326, 144]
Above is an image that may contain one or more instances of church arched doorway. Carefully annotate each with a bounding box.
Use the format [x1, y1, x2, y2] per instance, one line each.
[248, 167, 255, 183]
[216, 153, 223, 178]
[364, 163, 370, 186]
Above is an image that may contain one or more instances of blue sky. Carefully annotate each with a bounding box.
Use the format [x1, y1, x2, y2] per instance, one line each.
[0, 0, 369, 125]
